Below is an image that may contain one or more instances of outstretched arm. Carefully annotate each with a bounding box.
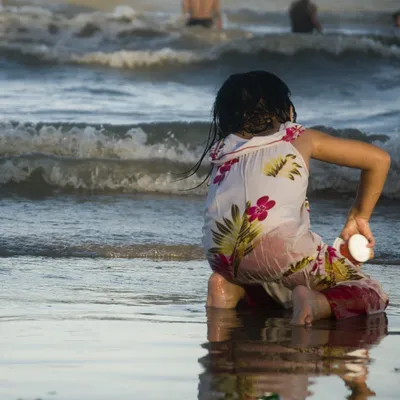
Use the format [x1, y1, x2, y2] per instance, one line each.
[309, 129, 391, 247]
[212, 0, 223, 30]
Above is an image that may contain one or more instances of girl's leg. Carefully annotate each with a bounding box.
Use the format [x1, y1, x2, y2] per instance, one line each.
[290, 279, 389, 326]
[290, 286, 332, 326]
[206, 272, 245, 309]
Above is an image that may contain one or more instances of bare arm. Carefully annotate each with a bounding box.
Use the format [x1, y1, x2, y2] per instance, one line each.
[309, 129, 391, 246]
[212, 0, 222, 30]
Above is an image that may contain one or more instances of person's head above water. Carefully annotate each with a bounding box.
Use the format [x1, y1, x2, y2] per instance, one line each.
[213, 70, 296, 139]
[393, 11, 400, 28]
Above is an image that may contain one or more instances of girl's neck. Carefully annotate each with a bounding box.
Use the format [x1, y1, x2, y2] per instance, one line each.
[235, 124, 281, 139]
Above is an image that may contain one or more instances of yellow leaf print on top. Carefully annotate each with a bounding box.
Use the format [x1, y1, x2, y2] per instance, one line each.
[209, 201, 263, 278]
[209, 197, 276, 278]
[283, 255, 315, 277]
[311, 248, 364, 292]
[263, 154, 302, 180]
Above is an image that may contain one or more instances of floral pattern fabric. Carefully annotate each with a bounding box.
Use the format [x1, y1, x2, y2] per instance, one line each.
[263, 154, 302, 180]
[202, 122, 388, 318]
[213, 158, 239, 185]
[209, 198, 272, 278]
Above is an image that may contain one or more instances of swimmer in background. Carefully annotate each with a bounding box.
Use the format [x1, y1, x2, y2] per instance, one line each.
[393, 10, 400, 28]
[289, 0, 322, 33]
[183, 0, 222, 30]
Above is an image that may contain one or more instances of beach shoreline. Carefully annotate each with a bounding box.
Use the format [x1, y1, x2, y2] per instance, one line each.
[1, 1, 400, 399]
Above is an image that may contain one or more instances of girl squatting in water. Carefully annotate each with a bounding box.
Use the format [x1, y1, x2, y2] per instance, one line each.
[193, 71, 390, 326]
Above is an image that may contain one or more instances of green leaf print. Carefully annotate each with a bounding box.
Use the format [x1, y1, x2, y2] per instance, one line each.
[311, 251, 364, 291]
[244, 243, 258, 257]
[263, 154, 302, 180]
[327, 255, 364, 283]
[283, 256, 315, 277]
[324, 254, 363, 287]
[210, 200, 265, 278]
[232, 204, 241, 223]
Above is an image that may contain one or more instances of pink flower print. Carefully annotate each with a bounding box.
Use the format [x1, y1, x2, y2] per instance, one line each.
[311, 261, 319, 275]
[214, 253, 233, 268]
[213, 174, 225, 185]
[313, 259, 326, 276]
[213, 158, 239, 185]
[327, 246, 338, 265]
[311, 244, 324, 276]
[246, 196, 276, 222]
[212, 253, 234, 278]
[282, 125, 305, 142]
[210, 140, 225, 161]
[223, 254, 233, 266]
[219, 158, 239, 173]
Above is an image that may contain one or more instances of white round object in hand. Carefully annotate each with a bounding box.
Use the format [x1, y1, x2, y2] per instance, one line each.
[348, 234, 370, 263]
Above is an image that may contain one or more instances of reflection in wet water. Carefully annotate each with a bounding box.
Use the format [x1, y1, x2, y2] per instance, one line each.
[198, 309, 388, 400]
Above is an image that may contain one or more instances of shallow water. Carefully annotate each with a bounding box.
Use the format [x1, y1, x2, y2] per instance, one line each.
[1, 0, 400, 398]
[1, 1, 400, 198]
[1, 196, 400, 399]
[1, 259, 400, 399]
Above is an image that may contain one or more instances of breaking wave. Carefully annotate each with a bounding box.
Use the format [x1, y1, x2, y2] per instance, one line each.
[2, 34, 400, 71]
[0, 121, 398, 198]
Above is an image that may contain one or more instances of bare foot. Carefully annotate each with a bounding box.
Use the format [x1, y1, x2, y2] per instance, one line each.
[290, 286, 332, 326]
[291, 286, 314, 326]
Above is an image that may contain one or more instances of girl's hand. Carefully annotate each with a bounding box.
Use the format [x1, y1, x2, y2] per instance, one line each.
[341, 217, 375, 248]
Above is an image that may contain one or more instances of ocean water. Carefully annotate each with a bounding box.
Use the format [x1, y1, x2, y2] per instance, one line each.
[1, 1, 400, 399]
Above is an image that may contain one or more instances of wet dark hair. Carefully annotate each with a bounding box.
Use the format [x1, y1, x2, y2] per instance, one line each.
[183, 70, 296, 182]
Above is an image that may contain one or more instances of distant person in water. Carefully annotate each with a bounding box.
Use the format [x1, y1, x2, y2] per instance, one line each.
[393, 10, 400, 28]
[289, 0, 322, 33]
[183, 0, 222, 30]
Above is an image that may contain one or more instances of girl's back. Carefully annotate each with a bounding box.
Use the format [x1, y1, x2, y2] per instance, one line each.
[203, 122, 321, 286]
